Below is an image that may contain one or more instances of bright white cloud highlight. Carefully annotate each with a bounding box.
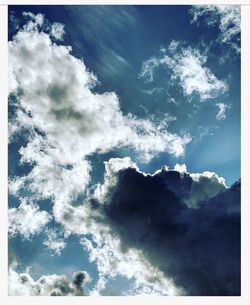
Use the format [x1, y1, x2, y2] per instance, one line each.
[174, 163, 187, 173]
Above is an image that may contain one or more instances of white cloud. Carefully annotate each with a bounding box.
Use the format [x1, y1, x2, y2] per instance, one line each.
[8, 198, 51, 239]
[174, 163, 187, 173]
[9, 13, 190, 212]
[22, 11, 44, 30]
[50, 22, 65, 40]
[80, 236, 179, 296]
[140, 43, 227, 101]
[8, 267, 90, 296]
[43, 229, 66, 255]
[216, 102, 229, 120]
[189, 5, 240, 53]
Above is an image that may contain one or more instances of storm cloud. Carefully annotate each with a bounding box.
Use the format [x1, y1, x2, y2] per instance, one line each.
[101, 165, 240, 295]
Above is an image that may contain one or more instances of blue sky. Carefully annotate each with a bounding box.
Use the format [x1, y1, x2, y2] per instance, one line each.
[8, 5, 241, 296]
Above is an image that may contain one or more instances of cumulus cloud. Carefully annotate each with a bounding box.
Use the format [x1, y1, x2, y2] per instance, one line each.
[189, 5, 240, 53]
[8, 12, 190, 213]
[9, 267, 90, 296]
[8, 198, 51, 239]
[70, 158, 239, 295]
[216, 102, 229, 120]
[98, 162, 240, 295]
[140, 42, 227, 100]
[55, 157, 237, 295]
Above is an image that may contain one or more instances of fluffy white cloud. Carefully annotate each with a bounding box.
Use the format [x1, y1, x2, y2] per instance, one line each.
[43, 229, 66, 255]
[140, 43, 227, 101]
[189, 5, 240, 53]
[9, 13, 190, 210]
[9, 267, 90, 296]
[216, 102, 229, 120]
[8, 198, 51, 239]
[50, 22, 65, 40]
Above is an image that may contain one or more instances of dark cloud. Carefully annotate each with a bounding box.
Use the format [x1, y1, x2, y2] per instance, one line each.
[103, 167, 240, 295]
[72, 271, 89, 295]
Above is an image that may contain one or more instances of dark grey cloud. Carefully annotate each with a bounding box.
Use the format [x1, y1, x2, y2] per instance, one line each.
[102, 167, 240, 296]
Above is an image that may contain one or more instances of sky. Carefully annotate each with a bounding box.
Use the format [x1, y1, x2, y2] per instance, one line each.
[8, 5, 241, 296]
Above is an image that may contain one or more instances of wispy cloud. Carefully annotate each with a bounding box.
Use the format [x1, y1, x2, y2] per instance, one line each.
[216, 102, 230, 120]
[189, 5, 240, 53]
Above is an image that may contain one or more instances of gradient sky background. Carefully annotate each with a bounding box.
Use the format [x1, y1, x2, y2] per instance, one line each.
[8, 5, 241, 296]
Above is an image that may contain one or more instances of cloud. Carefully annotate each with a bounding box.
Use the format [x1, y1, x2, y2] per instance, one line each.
[174, 163, 187, 173]
[189, 5, 240, 53]
[8, 198, 51, 239]
[139, 57, 160, 82]
[140, 42, 227, 101]
[43, 229, 66, 255]
[8, 266, 90, 296]
[216, 102, 229, 120]
[9, 12, 190, 212]
[8, 12, 239, 296]
[50, 22, 65, 40]
[188, 171, 227, 207]
[80, 234, 179, 296]
[87, 158, 240, 295]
